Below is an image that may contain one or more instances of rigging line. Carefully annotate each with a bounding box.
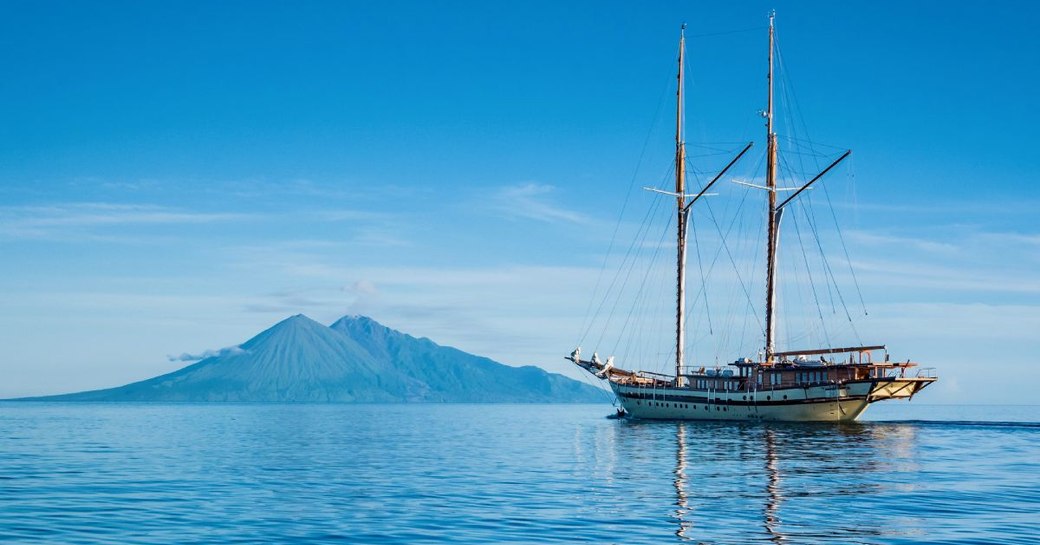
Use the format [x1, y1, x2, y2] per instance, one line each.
[596, 197, 674, 351]
[630, 259, 664, 372]
[773, 147, 834, 159]
[778, 151, 836, 314]
[777, 134, 846, 150]
[791, 207, 831, 347]
[689, 140, 752, 146]
[820, 171, 868, 316]
[627, 212, 675, 375]
[737, 158, 766, 356]
[702, 198, 763, 332]
[716, 158, 767, 346]
[580, 165, 669, 345]
[613, 206, 673, 358]
[774, 33, 803, 149]
[574, 364, 615, 404]
[688, 25, 768, 39]
[619, 199, 671, 351]
[619, 191, 670, 341]
[800, 195, 837, 314]
[690, 214, 713, 335]
[624, 236, 663, 369]
[685, 182, 746, 328]
[801, 202, 862, 344]
[576, 69, 674, 346]
[687, 142, 748, 154]
[775, 31, 831, 206]
[695, 145, 765, 272]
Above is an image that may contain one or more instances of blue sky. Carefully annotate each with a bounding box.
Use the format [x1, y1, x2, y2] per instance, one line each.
[1, 1, 1037, 403]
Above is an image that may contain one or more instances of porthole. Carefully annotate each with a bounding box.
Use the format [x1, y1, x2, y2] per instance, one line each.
[723, 407, 728, 412]
[743, 395, 747, 400]
[766, 396, 771, 401]
[783, 395, 788, 400]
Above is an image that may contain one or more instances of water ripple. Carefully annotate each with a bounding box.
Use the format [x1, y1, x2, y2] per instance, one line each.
[0, 403, 1038, 544]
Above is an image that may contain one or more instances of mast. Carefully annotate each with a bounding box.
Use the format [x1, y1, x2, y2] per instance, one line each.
[675, 25, 688, 386]
[764, 11, 779, 364]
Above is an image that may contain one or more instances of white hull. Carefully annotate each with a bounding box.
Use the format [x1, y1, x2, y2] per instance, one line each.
[612, 381, 880, 422]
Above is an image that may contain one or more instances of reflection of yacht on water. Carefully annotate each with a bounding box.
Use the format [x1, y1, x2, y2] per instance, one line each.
[569, 14, 936, 422]
[669, 424, 786, 543]
[762, 428, 784, 544]
[666, 422, 920, 542]
[672, 423, 692, 541]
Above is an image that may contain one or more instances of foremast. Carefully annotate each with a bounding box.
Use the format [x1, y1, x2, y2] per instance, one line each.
[674, 25, 688, 386]
[568, 25, 752, 385]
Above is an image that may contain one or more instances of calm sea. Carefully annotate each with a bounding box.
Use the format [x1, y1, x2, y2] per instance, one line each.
[1, 403, 1037, 544]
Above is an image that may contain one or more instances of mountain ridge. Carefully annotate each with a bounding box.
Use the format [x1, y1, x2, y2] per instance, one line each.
[20, 314, 605, 403]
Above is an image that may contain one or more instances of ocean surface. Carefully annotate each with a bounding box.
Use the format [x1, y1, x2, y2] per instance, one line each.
[1, 403, 1037, 544]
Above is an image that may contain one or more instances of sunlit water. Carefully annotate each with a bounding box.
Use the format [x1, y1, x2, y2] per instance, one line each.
[1, 403, 1037, 544]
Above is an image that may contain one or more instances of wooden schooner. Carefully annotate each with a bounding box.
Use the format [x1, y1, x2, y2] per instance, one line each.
[568, 14, 936, 422]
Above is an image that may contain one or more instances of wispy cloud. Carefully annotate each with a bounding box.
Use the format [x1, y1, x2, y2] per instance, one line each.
[491, 183, 591, 224]
[167, 345, 246, 362]
[309, 209, 391, 222]
[0, 202, 253, 240]
[846, 230, 959, 254]
[242, 286, 354, 314]
[0, 200, 403, 243]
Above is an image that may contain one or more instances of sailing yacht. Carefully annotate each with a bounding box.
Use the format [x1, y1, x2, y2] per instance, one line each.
[568, 15, 936, 422]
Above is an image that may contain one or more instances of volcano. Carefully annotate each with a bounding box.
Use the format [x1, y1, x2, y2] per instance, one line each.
[30, 314, 604, 403]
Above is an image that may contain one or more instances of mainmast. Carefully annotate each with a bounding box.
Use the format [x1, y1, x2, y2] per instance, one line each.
[764, 11, 780, 364]
[675, 25, 688, 386]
